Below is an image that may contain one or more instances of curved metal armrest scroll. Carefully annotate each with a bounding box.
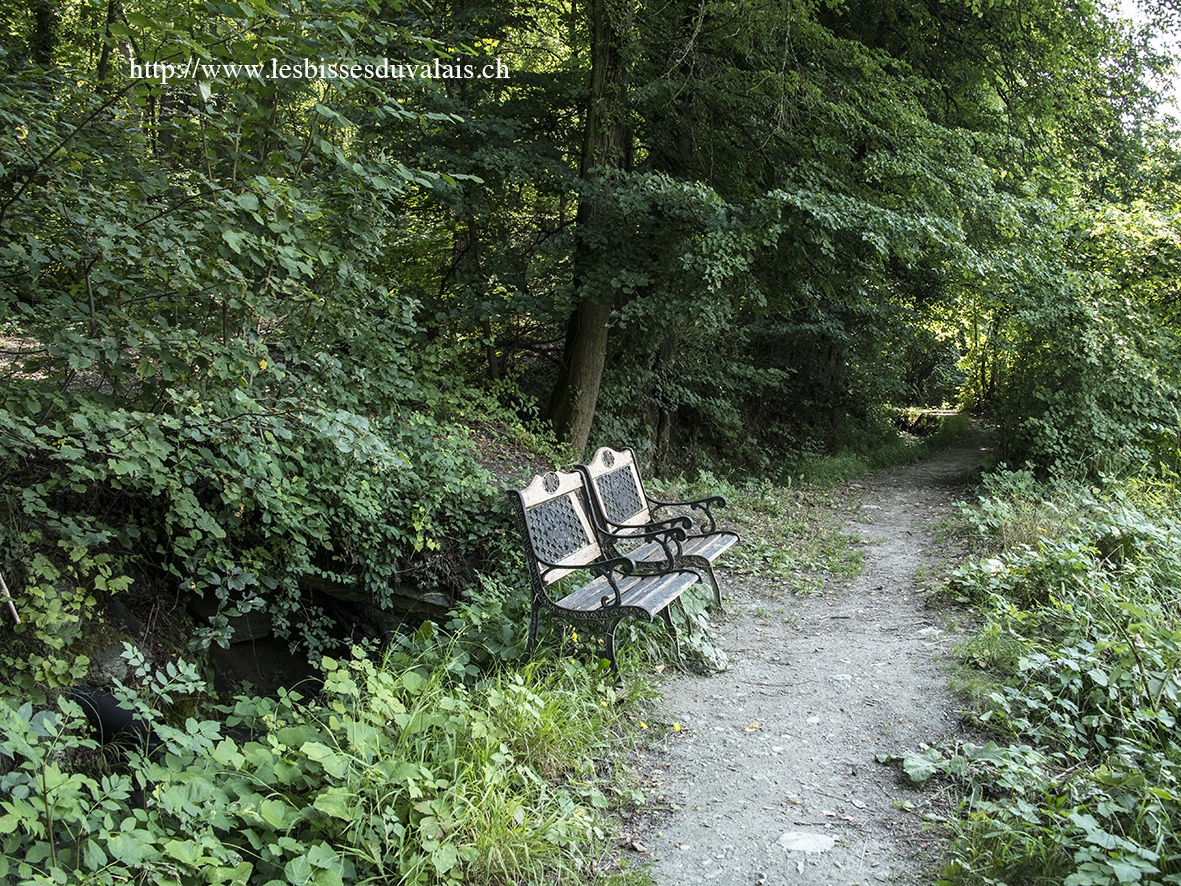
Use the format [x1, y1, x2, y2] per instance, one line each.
[613, 514, 693, 534]
[598, 554, 640, 608]
[535, 551, 637, 576]
[649, 494, 727, 534]
[536, 553, 638, 611]
[598, 523, 685, 569]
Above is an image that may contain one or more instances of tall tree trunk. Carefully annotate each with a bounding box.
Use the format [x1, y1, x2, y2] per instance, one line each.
[650, 328, 677, 472]
[548, 0, 632, 459]
[96, 0, 119, 83]
[462, 209, 501, 382]
[29, 0, 56, 66]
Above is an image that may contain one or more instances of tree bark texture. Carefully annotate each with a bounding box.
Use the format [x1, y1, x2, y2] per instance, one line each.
[29, 0, 57, 66]
[547, 0, 632, 459]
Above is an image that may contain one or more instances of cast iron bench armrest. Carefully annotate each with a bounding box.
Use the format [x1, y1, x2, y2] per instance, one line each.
[593, 522, 688, 570]
[534, 552, 639, 609]
[608, 514, 694, 534]
[648, 494, 728, 535]
[533, 551, 638, 577]
[596, 522, 688, 543]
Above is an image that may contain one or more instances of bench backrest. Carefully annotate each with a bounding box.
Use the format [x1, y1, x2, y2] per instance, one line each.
[508, 469, 605, 586]
[580, 446, 652, 531]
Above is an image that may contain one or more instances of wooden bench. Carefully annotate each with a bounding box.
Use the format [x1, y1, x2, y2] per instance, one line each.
[577, 447, 739, 610]
[507, 468, 702, 674]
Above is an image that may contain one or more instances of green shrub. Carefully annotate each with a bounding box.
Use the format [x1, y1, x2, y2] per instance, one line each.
[919, 469, 1181, 885]
[0, 392, 508, 666]
[982, 256, 1181, 477]
[0, 641, 647, 886]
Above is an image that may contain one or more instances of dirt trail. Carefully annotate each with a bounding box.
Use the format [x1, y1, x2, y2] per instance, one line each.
[632, 433, 990, 886]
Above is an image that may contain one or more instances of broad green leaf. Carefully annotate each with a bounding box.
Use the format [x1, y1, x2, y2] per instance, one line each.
[285, 855, 314, 885]
[312, 787, 354, 820]
[401, 670, 427, 694]
[901, 750, 942, 784]
[222, 231, 246, 254]
[260, 798, 292, 829]
[301, 742, 350, 778]
[107, 831, 153, 866]
[307, 842, 342, 869]
[432, 842, 459, 876]
[163, 839, 203, 865]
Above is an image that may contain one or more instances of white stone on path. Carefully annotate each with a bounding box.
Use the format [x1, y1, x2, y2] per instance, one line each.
[776, 832, 837, 853]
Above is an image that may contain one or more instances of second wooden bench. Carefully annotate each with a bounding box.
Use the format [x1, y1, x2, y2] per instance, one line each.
[578, 446, 739, 610]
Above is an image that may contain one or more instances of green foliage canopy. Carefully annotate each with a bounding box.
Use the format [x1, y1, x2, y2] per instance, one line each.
[1, 0, 1180, 675]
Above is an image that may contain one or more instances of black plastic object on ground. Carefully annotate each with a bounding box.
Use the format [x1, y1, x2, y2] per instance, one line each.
[70, 685, 149, 746]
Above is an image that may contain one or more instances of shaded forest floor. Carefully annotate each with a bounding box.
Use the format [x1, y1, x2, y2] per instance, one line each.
[627, 429, 991, 885]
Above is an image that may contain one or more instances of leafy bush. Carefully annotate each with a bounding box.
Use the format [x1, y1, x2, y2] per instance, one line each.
[973, 205, 1181, 478]
[0, 641, 647, 886]
[0, 386, 511, 673]
[917, 469, 1181, 885]
[0, 4, 537, 678]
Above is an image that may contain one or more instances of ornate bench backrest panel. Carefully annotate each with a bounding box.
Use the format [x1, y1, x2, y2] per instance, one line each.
[584, 447, 652, 529]
[516, 470, 603, 584]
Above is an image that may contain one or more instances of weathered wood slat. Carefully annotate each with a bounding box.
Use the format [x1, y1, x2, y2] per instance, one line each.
[622, 532, 738, 571]
[554, 569, 698, 615]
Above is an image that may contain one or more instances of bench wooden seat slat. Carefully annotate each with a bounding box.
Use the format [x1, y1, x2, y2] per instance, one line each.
[622, 532, 739, 574]
[554, 569, 698, 615]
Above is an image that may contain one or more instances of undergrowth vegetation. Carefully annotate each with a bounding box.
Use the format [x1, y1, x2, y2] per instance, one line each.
[901, 468, 1181, 886]
[0, 606, 659, 886]
[792, 412, 976, 488]
[0, 438, 877, 886]
[683, 413, 970, 597]
[649, 470, 862, 599]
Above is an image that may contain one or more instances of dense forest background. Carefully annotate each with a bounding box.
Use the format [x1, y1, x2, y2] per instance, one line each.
[2, 0, 1181, 672]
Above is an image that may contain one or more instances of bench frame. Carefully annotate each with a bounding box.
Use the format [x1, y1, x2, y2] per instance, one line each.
[507, 468, 701, 674]
[577, 446, 740, 609]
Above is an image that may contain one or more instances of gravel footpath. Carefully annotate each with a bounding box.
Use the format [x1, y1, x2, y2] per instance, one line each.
[628, 434, 989, 886]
